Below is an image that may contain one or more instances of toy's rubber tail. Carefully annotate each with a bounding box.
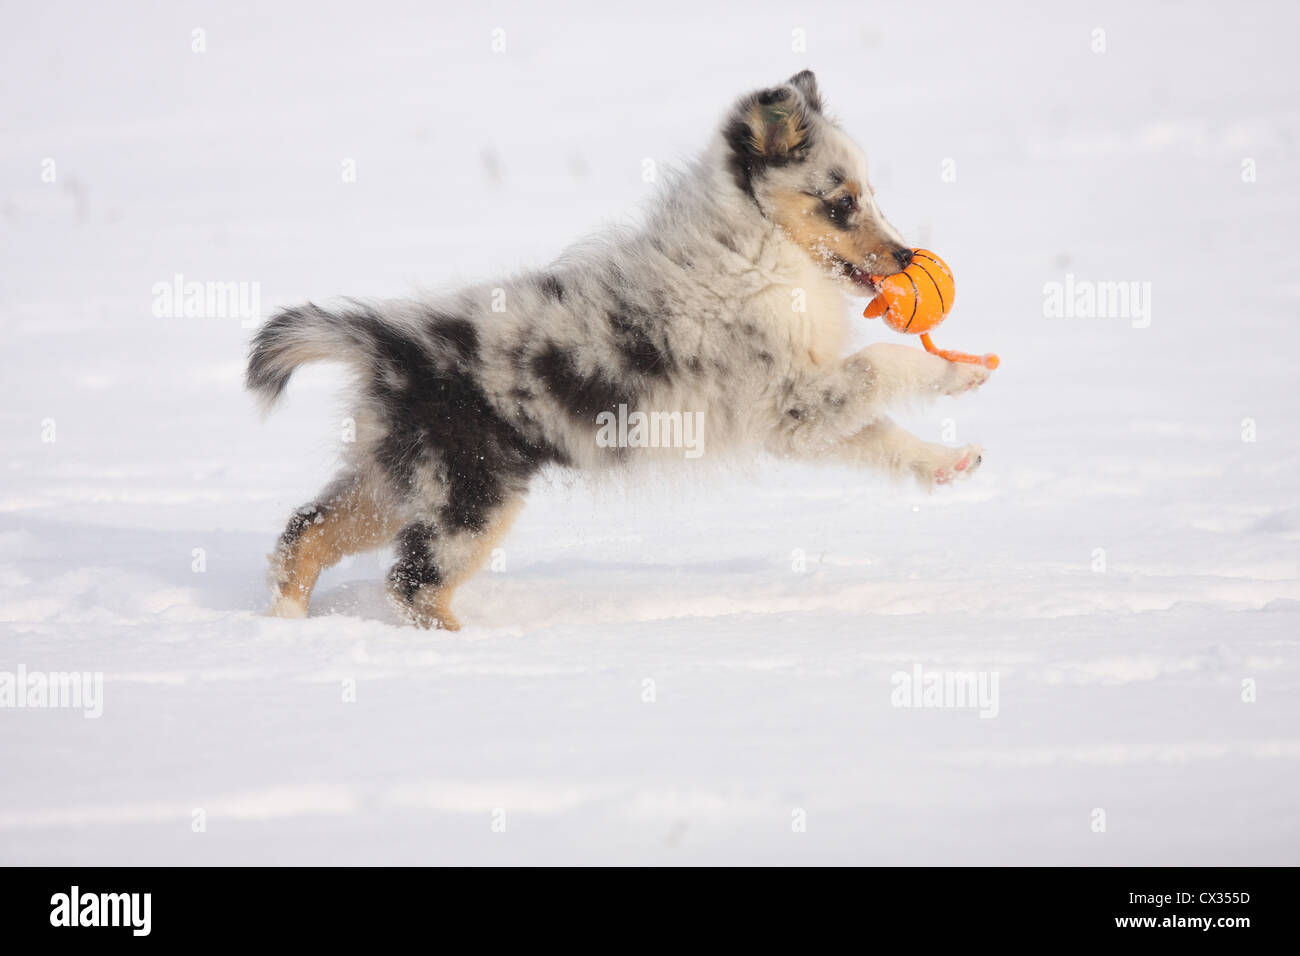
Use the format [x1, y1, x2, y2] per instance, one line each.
[921, 333, 1000, 370]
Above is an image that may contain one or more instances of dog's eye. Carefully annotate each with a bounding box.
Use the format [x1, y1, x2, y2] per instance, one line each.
[824, 194, 857, 225]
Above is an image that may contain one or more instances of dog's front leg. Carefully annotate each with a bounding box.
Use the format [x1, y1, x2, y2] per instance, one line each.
[828, 416, 983, 487]
[857, 342, 992, 404]
[770, 343, 989, 456]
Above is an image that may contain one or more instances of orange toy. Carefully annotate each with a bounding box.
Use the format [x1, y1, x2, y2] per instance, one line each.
[863, 249, 999, 370]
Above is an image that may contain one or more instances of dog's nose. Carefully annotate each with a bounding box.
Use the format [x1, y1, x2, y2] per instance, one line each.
[892, 248, 914, 268]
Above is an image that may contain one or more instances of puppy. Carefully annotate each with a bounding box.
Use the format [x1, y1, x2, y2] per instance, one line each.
[247, 70, 991, 629]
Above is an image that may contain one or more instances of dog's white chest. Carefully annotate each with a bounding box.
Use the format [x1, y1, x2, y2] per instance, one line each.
[751, 245, 849, 367]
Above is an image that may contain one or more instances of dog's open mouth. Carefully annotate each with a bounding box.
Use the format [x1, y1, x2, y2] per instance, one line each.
[832, 257, 881, 295]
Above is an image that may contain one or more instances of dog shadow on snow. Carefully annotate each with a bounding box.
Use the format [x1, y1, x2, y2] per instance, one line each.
[312, 554, 774, 629]
[1, 514, 770, 629]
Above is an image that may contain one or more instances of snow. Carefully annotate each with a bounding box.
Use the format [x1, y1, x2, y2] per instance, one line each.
[2, 0, 1298, 864]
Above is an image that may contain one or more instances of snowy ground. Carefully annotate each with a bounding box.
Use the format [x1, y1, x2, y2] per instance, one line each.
[2, 0, 1298, 864]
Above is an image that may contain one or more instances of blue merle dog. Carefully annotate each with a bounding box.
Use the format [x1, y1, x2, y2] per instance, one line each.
[247, 71, 992, 629]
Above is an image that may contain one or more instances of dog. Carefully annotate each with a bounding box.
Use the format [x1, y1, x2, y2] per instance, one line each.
[246, 70, 992, 630]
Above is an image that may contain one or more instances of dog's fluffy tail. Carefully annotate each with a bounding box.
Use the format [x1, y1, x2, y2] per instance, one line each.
[246, 301, 391, 413]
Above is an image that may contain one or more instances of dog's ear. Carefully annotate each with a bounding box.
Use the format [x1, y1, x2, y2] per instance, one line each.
[726, 86, 813, 166]
[787, 70, 823, 113]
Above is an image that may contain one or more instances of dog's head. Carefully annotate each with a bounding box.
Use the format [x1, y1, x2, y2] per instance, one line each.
[722, 70, 911, 291]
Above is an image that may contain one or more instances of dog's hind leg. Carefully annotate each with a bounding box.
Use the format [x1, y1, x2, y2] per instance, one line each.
[386, 494, 525, 631]
[268, 472, 401, 618]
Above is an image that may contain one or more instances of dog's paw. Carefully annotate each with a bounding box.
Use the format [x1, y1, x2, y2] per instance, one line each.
[931, 444, 984, 486]
[268, 594, 308, 619]
[941, 362, 991, 396]
[411, 605, 461, 632]
[387, 582, 462, 631]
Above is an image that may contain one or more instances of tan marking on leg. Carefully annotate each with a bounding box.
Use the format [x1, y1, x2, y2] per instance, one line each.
[409, 587, 461, 632]
[270, 482, 400, 617]
[410, 496, 525, 631]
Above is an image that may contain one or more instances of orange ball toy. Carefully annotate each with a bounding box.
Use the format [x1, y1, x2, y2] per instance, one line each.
[863, 249, 999, 370]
